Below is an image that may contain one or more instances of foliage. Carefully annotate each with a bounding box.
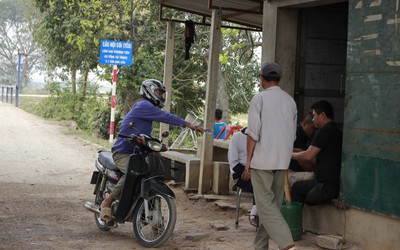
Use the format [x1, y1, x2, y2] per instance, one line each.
[33, 0, 119, 94]
[21, 1, 262, 142]
[29, 92, 111, 138]
[84, 2, 211, 120]
[0, 0, 43, 87]
[17, 96, 46, 113]
[46, 81, 67, 95]
[89, 96, 115, 139]
[158, 8, 261, 116]
[220, 28, 261, 115]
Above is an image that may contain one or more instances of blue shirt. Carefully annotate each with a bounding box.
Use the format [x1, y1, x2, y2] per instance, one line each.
[214, 122, 227, 139]
[112, 99, 187, 154]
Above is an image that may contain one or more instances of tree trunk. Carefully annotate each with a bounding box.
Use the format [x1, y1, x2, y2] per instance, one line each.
[21, 57, 29, 88]
[81, 69, 89, 97]
[217, 70, 230, 122]
[71, 68, 77, 94]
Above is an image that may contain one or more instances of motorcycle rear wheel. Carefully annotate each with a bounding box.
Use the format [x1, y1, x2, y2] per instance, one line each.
[94, 178, 111, 231]
[132, 193, 176, 248]
[94, 212, 111, 231]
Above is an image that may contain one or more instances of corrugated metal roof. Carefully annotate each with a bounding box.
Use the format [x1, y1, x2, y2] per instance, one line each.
[152, 0, 264, 30]
[152, 0, 348, 30]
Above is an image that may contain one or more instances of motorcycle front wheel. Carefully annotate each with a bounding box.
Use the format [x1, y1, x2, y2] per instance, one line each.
[132, 193, 176, 248]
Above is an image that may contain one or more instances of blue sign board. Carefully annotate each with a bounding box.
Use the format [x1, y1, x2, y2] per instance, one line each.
[99, 40, 133, 66]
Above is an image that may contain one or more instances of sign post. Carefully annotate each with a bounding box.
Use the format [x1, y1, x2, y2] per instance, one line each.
[99, 40, 133, 143]
[110, 65, 118, 143]
[15, 52, 25, 107]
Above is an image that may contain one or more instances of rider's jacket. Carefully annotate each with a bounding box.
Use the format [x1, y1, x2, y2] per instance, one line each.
[112, 99, 186, 154]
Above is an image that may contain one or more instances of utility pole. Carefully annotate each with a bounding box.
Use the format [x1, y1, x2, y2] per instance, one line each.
[16, 51, 26, 107]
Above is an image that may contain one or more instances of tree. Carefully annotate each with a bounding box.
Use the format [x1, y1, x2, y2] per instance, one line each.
[28, 1, 261, 139]
[33, 0, 94, 94]
[157, 10, 261, 118]
[32, 0, 260, 115]
[220, 28, 261, 116]
[0, 0, 43, 89]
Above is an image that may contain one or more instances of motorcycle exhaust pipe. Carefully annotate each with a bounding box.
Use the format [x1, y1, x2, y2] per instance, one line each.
[84, 202, 100, 214]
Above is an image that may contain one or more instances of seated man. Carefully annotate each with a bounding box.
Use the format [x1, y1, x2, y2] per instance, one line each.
[214, 108, 227, 139]
[288, 112, 316, 186]
[291, 100, 343, 205]
[228, 127, 258, 227]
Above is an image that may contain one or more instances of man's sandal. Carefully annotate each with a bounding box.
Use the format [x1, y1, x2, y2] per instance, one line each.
[100, 207, 112, 221]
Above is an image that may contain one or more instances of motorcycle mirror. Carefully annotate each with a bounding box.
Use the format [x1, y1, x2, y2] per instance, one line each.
[161, 131, 169, 138]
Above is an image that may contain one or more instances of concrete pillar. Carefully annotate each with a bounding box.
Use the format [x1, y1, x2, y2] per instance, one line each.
[261, 3, 298, 96]
[276, 9, 298, 96]
[261, 1, 278, 63]
[212, 161, 230, 195]
[160, 21, 175, 137]
[184, 160, 200, 191]
[199, 9, 221, 194]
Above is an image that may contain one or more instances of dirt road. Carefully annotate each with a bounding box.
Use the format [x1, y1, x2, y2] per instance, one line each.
[0, 103, 320, 250]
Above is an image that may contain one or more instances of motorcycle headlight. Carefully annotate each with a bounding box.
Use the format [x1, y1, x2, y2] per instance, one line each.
[147, 140, 163, 151]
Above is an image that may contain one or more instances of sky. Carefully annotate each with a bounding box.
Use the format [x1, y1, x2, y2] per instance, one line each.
[30, 68, 112, 93]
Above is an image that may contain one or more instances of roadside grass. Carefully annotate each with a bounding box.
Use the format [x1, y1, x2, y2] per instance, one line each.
[63, 128, 112, 150]
[17, 96, 248, 150]
[18, 95, 111, 149]
[17, 96, 45, 113]
[229, 113, 248, 128]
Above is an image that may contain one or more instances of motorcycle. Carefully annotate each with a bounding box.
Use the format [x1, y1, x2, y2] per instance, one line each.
[84, 130, 176, 248]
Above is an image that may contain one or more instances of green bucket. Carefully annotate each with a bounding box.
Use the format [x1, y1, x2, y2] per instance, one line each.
[280, 201, 303, 241]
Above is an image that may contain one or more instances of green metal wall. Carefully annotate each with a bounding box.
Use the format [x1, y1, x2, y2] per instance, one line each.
[342, 0, 400, 218]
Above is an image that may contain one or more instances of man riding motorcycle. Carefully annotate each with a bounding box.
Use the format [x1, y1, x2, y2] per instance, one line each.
[100, 79, 203, 221]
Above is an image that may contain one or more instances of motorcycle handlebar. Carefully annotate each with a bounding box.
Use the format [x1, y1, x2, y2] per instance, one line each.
[118, 134, 134, 139]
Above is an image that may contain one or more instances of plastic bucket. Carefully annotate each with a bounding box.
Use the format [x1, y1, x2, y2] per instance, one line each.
[280, 201, 303, 241]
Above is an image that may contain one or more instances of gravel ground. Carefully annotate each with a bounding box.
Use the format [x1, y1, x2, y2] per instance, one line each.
[0, 102, 322, 250]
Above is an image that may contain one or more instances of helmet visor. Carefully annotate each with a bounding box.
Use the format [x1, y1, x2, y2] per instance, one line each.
[155, 88, 166, 102]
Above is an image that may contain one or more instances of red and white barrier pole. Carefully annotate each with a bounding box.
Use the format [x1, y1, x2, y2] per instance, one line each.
[109, 65, 118, 143]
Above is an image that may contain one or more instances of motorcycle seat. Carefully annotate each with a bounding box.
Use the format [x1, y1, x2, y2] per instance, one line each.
[98, 150, 118, 171]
